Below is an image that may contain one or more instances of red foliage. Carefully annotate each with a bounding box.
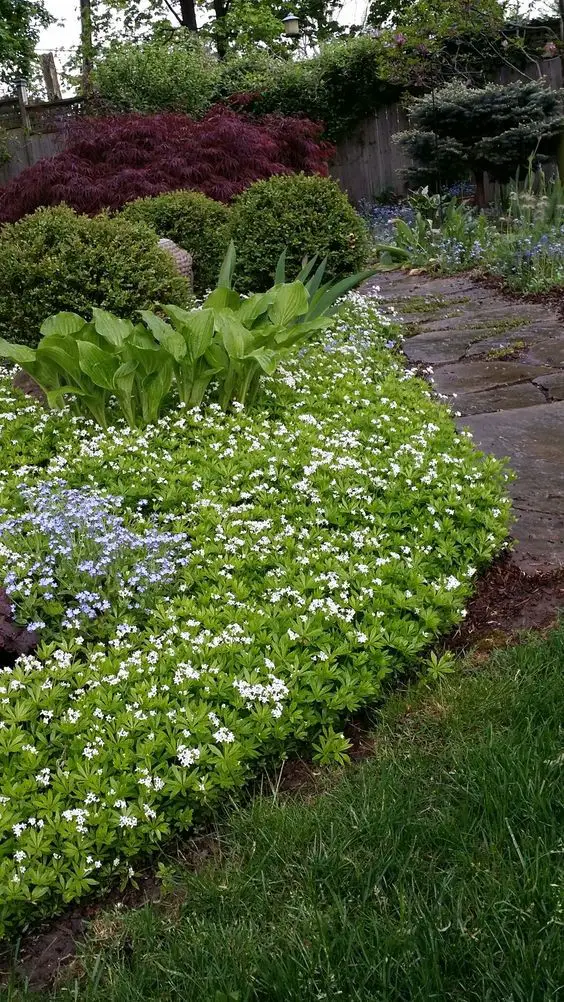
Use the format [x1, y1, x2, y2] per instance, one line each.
[0, 589, 37, 661]
[0, 106, 335, 223]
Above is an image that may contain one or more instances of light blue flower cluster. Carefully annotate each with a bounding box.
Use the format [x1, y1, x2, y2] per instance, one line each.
[0, 480, 191, 632]
[358, 201, 416, 242]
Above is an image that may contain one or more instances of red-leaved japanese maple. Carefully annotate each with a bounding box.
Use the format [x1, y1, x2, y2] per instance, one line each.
[0, 107, 334, 223]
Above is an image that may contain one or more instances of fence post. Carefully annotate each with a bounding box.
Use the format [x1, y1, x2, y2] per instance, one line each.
[15, 80, 31, 131]
[41, 53, 62, 101]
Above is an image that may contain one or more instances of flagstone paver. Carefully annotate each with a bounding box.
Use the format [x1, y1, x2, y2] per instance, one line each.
[363, 272, 564, 573]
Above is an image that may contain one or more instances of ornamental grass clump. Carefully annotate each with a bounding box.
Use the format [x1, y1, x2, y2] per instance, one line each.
[0, 294, 511, 935]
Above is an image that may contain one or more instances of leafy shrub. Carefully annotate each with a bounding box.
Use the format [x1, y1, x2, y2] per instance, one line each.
[1, 243, 373, 425]
[386, 196, 495, 271]
[396, 80, 564, 206]
[229, 174, 370, 292]
[0, 206, 190, 347]
[93, 33, 220, 116]
[0, 108, 335, 224]
[0, 295, 510, 934]
[120, 191, 231, 296]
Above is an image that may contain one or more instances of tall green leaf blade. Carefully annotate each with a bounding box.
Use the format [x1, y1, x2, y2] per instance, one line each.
[296, 255, 318, 284]
[40, 312, 87, 338]
[77, 341, 119, 391]
[268, 282, 310, 327]
[217, 240, 236, 290]
[305, 258, 328, 299]
[113, 361, 139, 428]
[92, 308, 132, 347]
[306, 268, 377, 320]
[274, 249, 287, 286]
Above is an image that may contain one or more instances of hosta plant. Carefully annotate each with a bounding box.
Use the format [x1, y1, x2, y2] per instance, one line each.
[1, 244, 374, 425]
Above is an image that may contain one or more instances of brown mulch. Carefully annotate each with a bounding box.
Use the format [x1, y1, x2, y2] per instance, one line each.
[449, 551, 564, 651]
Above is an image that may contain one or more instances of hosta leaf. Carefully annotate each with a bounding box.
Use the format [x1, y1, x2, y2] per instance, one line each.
[37, 335, 82, 384]
[237, 293, 273, 328]
[92, 308, 133, 346]
[46, 385, 86, 409]
[214, 310, 254, 360]
[40, 312, 87, 338]
[0, 338, 36, 365]
[203, 287, 241, 311]
[268, 281, 309, 326]
[245, 347, 280, 375]
[142, 362, 173, 424]
[77, 340, 119, 391]
[139, 311, 186, 362]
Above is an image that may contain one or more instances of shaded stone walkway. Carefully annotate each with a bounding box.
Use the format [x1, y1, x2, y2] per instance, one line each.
[363, 272, 564, 573]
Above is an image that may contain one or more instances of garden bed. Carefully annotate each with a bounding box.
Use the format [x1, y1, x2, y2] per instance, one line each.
[0, 296, 510, 937]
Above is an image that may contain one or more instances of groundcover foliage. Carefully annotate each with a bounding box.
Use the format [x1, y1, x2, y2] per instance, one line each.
[0, 297, 510, 936]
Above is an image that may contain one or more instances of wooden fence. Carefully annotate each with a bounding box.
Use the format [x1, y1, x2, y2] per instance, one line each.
[0, 89, 83, 185]
[0, 57, 562, 199]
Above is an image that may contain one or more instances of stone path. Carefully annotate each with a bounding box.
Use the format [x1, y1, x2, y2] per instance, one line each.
[362, 271, 564, 574]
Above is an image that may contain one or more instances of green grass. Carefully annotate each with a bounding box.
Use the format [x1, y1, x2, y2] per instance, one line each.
[10, 624, 563, 1002]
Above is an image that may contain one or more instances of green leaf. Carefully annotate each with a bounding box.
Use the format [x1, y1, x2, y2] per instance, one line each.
[296, 255, 319, 284]
[203, 287, 241, 311]
[204, 342, 229, 373]
[0, 338, 36, 365]
[37, 335, 82, 385]
[213, 310, 254, 360]
[237, 292, 273, 328]
[245, 347, 280, 375]
[113, 361, 139, 428]
[46, 385, 86, 409]
[217, 240, 236, 289]
[268, 281, 310, 326]
[142, 362, 173, 424]
[40, 312, 87, 338]
[91, 308, 133, 347]
[139, 311, 187, 362]
[77, 341, 119, 391]
[162, 306, 215, 361]
[274, 248, 287, 285]
[306, 268, 377, 320]
[305, 258, 328, 299]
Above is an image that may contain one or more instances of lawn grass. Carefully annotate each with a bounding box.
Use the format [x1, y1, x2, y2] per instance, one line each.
[11, 623, 563, 1002]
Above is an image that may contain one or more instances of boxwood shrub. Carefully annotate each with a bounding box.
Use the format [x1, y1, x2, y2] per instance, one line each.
[0, 206, 191, 347]
[229, 174, 371, 292]
[0, 297, 510, 935]
[120, 191, 231, 296]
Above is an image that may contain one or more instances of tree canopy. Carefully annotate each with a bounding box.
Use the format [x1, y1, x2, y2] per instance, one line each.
[0, 0, 52, 89]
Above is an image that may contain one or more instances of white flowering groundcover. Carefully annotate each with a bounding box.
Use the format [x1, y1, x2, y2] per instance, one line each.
[0, 296, 510, 935]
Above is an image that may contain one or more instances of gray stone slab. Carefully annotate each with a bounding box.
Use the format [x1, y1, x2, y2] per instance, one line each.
[533, 371, 564, 400]
[403, 330, 475, 364]
[455, 381, 546, 416]
[464, 325, 554, 358]
[524, 336, 564, 367]
[460, 401, 564, 572]
[431, 360, 552, 395]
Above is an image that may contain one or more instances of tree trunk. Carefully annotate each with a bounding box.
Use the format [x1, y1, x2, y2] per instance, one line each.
[178, 0, 198, 31]
[80, 0, 94, 97]
[213, 0, 230, 59]
[473, 170, 487, 209]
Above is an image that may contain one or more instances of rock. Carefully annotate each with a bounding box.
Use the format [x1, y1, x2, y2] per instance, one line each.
[158, 238, 194, 289]
[12, 369, 46, 405]
[431, 359, 553, 396]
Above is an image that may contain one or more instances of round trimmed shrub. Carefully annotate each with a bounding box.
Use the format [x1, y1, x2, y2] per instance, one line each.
[229, 174, 370, 292]
[0, 205, 191, 347]
[121, 191, 231, 296]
